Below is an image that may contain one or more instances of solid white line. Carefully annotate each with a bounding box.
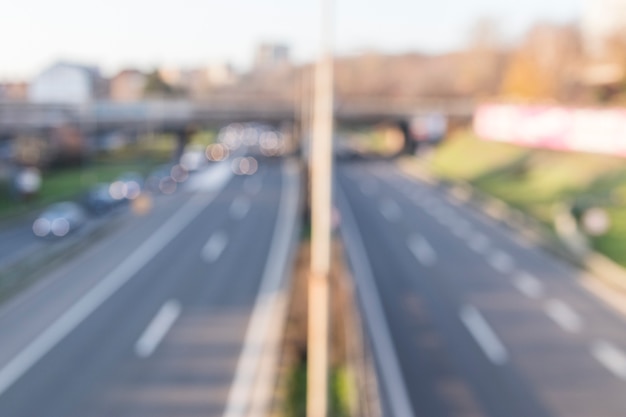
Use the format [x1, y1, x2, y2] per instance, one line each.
[460, 305, 509, 365]
[592, 340, 626, 380]
[545, 299, 582, 333]
[338, 188, 415, 417]
[407, 235, 437, 266]
[512, 273, 544, 299]
[135, 300, 181, 358]
[360, 180, 377, 196]
[487, 250, 515, 274]
[230, 196, 251, 220]
[222, 160, 300, 417]
[0, 168, 232, 398]
[379, 199, 401, 222]
[202, 232, 229, 263]
[469, 234, 490, 254]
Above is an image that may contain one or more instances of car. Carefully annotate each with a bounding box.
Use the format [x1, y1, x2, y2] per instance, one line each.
[109, 172, 144, 200]
[32, 202, 86, 238]
[145, 165, 175, 194]
[83, 183, 120, 215]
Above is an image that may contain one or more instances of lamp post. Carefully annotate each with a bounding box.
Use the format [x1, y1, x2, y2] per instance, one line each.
[307, 0, 334, 415]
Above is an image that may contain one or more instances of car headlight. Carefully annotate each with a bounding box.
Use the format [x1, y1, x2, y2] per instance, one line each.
[33, 218, 51, 237]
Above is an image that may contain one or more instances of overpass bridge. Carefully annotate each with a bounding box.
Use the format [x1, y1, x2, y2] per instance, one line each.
[0, 97, 474, 136]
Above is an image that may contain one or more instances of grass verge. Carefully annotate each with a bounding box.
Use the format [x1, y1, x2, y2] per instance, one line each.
[413, 129, 626, 266]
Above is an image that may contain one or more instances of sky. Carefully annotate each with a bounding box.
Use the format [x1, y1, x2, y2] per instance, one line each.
[0, 0, 583, 79]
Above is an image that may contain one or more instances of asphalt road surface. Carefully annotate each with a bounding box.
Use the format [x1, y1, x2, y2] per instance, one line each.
[0, 157, 300, 417]
[337, 160, 626, 417]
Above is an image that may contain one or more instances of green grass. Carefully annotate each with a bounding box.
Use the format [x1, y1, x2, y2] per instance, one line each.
[283, 364, 355, 417]
[330, 367, 355, 417]
[0, 158, 166, 221]
[0, 133, 190, 221]
[422, 130, 626, 265]
[284, 362, 307, 417]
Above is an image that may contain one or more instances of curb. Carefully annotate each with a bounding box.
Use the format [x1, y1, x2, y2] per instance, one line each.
[397, 157, 626, 295]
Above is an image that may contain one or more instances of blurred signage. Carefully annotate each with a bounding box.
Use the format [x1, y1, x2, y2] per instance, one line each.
[474, 104, 626, 156]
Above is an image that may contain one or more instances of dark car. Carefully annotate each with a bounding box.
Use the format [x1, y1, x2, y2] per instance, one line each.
[83, 183, 120, 215]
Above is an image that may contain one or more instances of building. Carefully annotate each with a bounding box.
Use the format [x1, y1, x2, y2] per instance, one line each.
[158, 64, 237, 99]
[0, 82, 28, 101]
[254, 43, 291, 70]
[29, 62, 106, 104]
[109, 69, 146, 102]
[582, 0, 626, 57]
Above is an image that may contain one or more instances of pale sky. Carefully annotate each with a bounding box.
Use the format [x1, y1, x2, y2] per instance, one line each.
[0, 0, 583, 79]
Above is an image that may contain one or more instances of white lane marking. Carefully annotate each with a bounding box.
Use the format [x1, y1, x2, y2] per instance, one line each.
[223, 160, 300, 417]
[469, 234, 490, 254]
[379, 199, 402, 222]
[451, 218, 473, 239]
[0, 169, 232, 398]
[202, 232, 229, 263]
[512, 273, 544, 299]
[592, 340, 626, 380]
[230, 196, 251, 220]
[422, 199, 440, 215]
[135, 300, 181, 358]
[407, 235, 437, 266]
[338, 189, 416, 417]
[243, 176, 262, 195]
[545, 299, 582, 333]
[360, 180, 377, 196]
[488, 250, 515, 274]
[460, 305, 509, 365]
[434, 207, 455, 226]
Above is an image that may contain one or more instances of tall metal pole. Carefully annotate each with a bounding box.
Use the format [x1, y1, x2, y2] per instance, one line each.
[307, 0, 334, 415]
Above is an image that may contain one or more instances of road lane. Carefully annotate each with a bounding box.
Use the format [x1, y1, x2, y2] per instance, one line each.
[338, 160, 626, 417]
[0, 158, 299, 417]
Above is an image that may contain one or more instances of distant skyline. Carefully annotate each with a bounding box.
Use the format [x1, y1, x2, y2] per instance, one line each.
[1, 0, 582, 80]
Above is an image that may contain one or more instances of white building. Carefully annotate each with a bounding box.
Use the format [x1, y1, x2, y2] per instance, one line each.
[583, 0, 626, 56]
[29, 62, 104, 104]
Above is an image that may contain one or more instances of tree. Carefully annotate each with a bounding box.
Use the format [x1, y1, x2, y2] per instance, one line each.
[143, 70, 174, 97]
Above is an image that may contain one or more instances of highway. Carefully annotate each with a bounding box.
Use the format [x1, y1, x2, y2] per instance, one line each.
[337, 160, 626, 417]
[0, 156, 300, 417]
